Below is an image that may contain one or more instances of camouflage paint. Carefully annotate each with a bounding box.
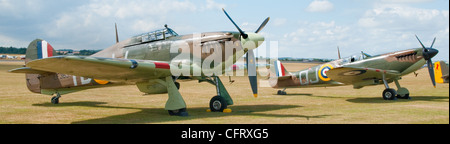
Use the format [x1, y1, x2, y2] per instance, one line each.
[270, 48, 429, 89]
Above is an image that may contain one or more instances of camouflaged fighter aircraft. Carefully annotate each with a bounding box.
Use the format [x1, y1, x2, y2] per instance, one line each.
[9, 9, 269, 116]
[269, 36, 439, 100]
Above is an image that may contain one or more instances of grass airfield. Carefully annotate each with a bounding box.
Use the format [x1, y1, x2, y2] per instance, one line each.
[0, 61, 448, 124]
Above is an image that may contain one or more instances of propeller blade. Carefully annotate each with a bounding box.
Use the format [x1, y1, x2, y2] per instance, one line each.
[430, 37, 436, 49]
[337, 46, 341, 59]
[427, 59, 436, 88]
[222, 8, 248, 39]
[115, 23, 119, 43]
[255, 17, 270, 33]
[415, 35, 426, 49]
[246, 50, 258, 97]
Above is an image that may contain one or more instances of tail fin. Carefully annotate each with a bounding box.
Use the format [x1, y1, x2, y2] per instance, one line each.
[25, 39, 57, 64]
[268, 60, 293, 88]
[270, 60, 291, 77]
[434, 61, 449, 83]
[24, 39, 57, 93]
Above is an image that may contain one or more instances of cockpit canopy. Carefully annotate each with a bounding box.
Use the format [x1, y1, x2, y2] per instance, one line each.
[340, 51, 372, 64]
[133, 25, 179, 43]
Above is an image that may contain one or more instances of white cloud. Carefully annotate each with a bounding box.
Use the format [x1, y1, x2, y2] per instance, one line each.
[379, 0, 433, 4]
[240, 22, 260, 32]
[41, 0, 225, 50]
[357, 4, 449, 39]
[279, 3, 448, 61]
[0, 34, 28, 47]
[204, 0, 226, 10]
[305, 0, 334, 13]
[0, 0, 42, 18]
[279, 21, 352, 58]
[273, 18, 287, 26]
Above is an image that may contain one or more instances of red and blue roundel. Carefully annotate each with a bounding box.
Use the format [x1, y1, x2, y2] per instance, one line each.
[318, 64, 333, 81]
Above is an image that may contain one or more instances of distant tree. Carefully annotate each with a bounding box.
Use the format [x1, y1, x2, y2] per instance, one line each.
[0, 47, 26, 54]
[75, 50, 101, 56]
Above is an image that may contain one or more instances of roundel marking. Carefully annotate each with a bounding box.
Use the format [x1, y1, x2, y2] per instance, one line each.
[318, 64, 334, 81]
[341, 70, 366, 76]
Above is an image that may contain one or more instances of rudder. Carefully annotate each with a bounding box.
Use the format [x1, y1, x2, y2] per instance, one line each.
[25, 39, 57, 63]
[269, 60, 291, 78]
[268, 60, 293, 88]
[434, 61, 449, 83]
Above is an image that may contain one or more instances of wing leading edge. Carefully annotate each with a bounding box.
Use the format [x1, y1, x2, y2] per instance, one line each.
[23, 56, 172, 82]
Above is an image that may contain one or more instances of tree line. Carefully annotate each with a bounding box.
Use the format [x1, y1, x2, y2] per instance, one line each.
[0, 47, 27, 54]
[1, 46, 100, 56]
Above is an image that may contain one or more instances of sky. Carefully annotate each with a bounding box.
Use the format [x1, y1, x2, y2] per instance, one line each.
[0, 0, 448, 61]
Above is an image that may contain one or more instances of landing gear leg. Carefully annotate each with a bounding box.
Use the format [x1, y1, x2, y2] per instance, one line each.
[277, 88, 287, 95]
[165, 76, 188, 116]
[394, 79, 410, 99]
[381, 73, 397, 100]
[201, 76, 233, 112]
[51, 93, 61, 104]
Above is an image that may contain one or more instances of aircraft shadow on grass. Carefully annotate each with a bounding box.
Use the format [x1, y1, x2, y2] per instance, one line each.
[346, 95, 449, 104]
[274, 93, 313, 96]
[275, 93, 348, 99]
[274, 93, 449, 103]
[33, 102, 333, 124]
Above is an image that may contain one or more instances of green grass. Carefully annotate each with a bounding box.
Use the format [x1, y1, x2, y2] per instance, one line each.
[0, 61, 448, 124]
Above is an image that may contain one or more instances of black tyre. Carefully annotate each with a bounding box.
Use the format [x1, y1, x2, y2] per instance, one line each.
[382, 88, 397, 100]
[277, 90, 287, 95]
[209, 96, 228, 112]
[51, 96, 59, 104]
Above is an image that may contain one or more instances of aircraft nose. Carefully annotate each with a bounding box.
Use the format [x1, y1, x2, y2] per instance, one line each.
[241, 32, 265, 51]
[428, 48, 439, 58]
[424, 48, 439, 60]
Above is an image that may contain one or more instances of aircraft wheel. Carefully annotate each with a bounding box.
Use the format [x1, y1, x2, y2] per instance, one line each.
[382, 88, 397, 100]
[168, 108, 188, 116]
[51, 96, 59, 104]
[209, 96, 228, 112]
[277, 90, 287, 95]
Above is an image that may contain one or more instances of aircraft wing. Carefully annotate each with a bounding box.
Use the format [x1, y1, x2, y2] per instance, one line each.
[9, 67, 53, 75]
[326, 66, 400, 84]
[22, 56, 172, 82]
